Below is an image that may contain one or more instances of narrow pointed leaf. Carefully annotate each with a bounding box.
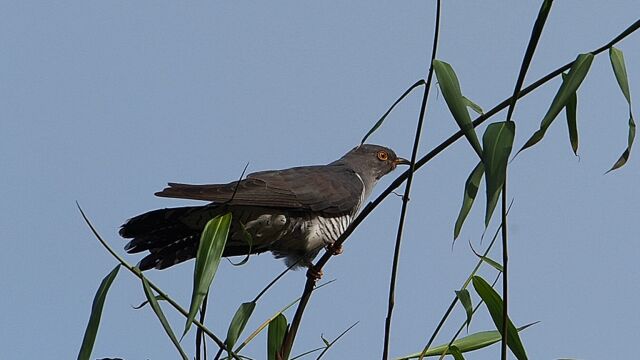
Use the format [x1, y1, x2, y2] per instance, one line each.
[607, 47, 635, 172]
[480, 256, 504, 273]
[472, 276, 529, 360]
[396, 323, 536, 359]
[267, 314, 287, 360]
[518, 53, 594, 153]
[433, 60, 483, 157]
[455, 289, 473, 331]
[225, 302, 256, 352]
[469, 242, 504, 272]
[184, 213, 232, 336]
[562, 73, 579, 155]
[610, 47, 631, 103]
[361, 80, 425, 144]
[482, 121, 515, 226]
[78, 265, 120, 360]
[463, 96, 484, 115]
[142, 277, 188, 360]
[454, 161, 484, 239]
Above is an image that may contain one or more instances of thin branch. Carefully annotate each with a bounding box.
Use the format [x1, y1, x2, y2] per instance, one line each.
[196, 293, 209, 360]
[277, 19, 639, 359]
[500, 178, 509, 360]
[383, 1, 441, 359]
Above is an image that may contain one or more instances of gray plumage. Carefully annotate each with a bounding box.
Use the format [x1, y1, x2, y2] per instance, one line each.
[120, 144, 408, 270]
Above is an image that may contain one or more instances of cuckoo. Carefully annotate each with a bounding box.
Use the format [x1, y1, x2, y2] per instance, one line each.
[120, 144, 409, 271]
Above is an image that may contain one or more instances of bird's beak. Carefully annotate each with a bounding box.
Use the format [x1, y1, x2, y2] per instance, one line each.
[393, 157, 411, 166]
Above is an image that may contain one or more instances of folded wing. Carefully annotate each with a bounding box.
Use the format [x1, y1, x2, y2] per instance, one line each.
[155, 165, 363, 215]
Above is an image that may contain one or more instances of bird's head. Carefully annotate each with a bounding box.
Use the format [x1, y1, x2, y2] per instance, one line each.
[335, 144, 409, 182]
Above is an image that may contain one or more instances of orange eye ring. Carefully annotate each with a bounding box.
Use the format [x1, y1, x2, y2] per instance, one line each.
[377, 150, 389, 161]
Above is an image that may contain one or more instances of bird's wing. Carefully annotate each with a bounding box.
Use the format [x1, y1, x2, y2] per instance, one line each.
[154, 165, 364, 214]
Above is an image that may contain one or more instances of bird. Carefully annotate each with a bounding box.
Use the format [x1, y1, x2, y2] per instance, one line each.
[120, 144, 409, 272]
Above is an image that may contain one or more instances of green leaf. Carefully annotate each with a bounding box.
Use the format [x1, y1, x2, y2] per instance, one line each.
[469, 243, 504, 272]
[396, 323, 536, 359]
[78, 265, 120, 360]
[480, 256, 504, 273]
[518, 53, 594, 153]
[361, 80, 425, 144]
[472, 276, 529, 360]
[454, 161, 484, 239]
[449, 345, 465, 360]
[463, 96, 484, 115]
[562, 73, 579, 155]
[610, 47, 631, 103]
[607, 47, 636, 172]
[455, 289, 473, 331]
[184, 213, 232, 336]
[225, 302, 256, 353]
[142, 277, 188, 360]
[482, 121, 516, 226]
[433, 59, 483, 158]
[267, 314, 287, 360]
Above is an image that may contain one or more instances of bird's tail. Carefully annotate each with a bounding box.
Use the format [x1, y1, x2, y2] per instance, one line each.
[120, 205, 266, 270]
[120, 206, 219, 270]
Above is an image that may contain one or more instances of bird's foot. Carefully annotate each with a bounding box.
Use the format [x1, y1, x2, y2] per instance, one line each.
[327, 242, 343, 256]
[306, 266, 323, 281]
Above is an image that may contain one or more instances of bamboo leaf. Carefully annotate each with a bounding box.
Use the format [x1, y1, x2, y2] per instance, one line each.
[184, 213, 232, 337]
[77, 265, 120, 360]
[480, 256, 504, 273]
[433, 60, 483, 157]
[482, 121, 516, 226]
[454, 161, 484, 239]
[462, 96, 484, 115]
[267, 314, 287, 360]
[142, 277, 188, 360]
[455, 289, 473, 331]
[607, 47, 635, 172]
[396, 323, 536, 359]
[225, 302, 256, 354]
[469, 242, 504, 272]
[472, 276, 529, 360]
[562, 73, 579, 155]
[518, 53, 594, 153]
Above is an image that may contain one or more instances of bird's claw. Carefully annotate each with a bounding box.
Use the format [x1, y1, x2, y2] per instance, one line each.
[306, 266, 323, 281]
[327, 243, 343, 256]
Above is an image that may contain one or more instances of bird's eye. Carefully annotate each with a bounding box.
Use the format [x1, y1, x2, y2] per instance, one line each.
[377, 150, 389, 161]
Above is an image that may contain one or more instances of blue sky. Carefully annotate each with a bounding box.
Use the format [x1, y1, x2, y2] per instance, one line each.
[1, 1, 638, 359]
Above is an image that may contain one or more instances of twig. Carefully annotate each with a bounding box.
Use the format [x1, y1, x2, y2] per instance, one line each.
[382, 1, 441, 359]
[196, 293, 209, 360]
[500, 179, 509, 360]
[277, 19, 639, 359]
